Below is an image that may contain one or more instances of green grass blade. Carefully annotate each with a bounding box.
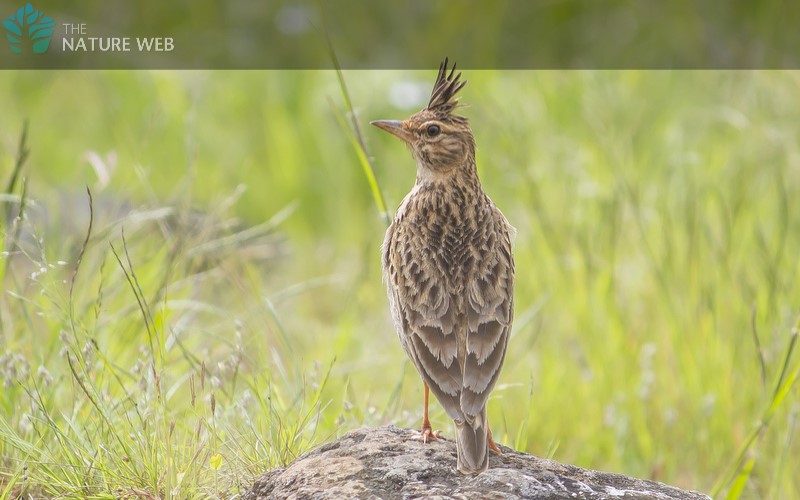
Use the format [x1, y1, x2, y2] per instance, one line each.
[725, 455, 755, 500]
[327, 97, 391, 226]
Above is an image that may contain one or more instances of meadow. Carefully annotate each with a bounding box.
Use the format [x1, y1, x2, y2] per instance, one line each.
[0, 70, 798, 498]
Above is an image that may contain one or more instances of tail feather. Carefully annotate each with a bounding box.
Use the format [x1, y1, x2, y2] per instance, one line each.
[455, 407, 489, 474]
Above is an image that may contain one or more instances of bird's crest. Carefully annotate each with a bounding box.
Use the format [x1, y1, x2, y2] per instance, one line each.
[427, 58, 466, 114]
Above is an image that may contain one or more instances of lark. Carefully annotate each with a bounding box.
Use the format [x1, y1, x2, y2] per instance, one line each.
[372, 59, 515, 474]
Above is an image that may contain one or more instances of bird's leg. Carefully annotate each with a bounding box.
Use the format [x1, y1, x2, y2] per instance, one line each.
[421, 383, 441, 443]
[488, 424, 502, 454]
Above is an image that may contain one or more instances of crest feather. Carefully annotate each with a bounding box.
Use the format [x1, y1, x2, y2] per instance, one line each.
[427, 57, 466, 113]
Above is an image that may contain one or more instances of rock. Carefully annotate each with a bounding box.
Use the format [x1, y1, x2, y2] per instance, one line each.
[244, 425, 710, 500]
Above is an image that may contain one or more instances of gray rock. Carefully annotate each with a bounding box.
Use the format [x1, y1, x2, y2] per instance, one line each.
[245, 426, 710, 499]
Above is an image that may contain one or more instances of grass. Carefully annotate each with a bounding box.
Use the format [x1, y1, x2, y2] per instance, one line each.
[0, 70, 799, 498]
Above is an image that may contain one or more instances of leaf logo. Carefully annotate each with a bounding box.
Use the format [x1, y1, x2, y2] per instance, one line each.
[3, 3, 55, 54]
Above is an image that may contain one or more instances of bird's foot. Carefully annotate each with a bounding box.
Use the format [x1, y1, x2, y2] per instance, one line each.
[420, 424, 442, 444]
[488, 430, 503, 454]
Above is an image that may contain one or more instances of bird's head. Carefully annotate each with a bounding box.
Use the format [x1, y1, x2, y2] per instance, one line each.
[372, 59, 475, 180]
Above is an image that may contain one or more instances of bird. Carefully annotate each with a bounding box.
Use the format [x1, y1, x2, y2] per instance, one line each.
[371, 58, 515, 475]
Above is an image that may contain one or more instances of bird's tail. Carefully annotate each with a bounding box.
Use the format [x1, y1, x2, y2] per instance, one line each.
[455, 406, 489, 474]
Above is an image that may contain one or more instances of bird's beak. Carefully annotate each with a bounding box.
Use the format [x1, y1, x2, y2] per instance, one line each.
[371, 120, 413, 143]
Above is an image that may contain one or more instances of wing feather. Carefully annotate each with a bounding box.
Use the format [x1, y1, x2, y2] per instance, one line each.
[383, 201, 514, 423]
[461, 209, 515, 416]
[383, 219, 464, 421]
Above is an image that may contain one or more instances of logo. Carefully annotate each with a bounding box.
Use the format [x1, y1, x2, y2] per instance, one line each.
[3, 3, 55, 54]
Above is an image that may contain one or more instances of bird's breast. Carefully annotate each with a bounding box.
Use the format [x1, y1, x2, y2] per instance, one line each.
[405, 194, 490, 283]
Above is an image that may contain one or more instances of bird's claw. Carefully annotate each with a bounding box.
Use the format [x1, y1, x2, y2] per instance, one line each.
[420, 426, 441, 443]
[488, 428, 503, 454]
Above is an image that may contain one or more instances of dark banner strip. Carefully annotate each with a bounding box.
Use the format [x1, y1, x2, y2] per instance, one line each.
[1, 0, 798, 69]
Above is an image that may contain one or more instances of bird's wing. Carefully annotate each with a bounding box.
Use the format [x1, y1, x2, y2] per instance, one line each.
[460, 210, 515, 417]
[383, 220, 465, 422]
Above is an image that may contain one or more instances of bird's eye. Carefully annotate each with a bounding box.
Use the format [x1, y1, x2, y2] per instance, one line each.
[426, 124, 441, 137]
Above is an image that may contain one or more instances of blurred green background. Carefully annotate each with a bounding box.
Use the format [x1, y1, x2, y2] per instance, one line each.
[0, 71, 798, 498]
